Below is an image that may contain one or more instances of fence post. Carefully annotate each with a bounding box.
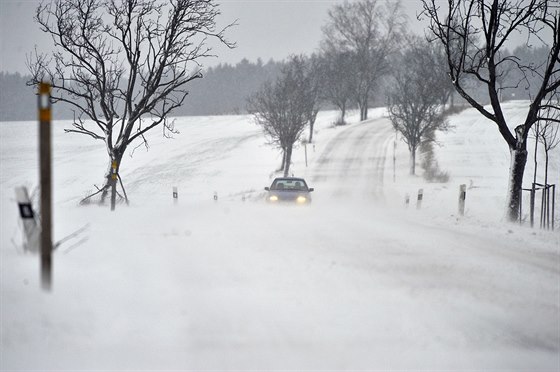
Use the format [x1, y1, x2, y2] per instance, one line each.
[417, 189, 423, 210]
[458, 184, 466, 216]
[38, 82, 52, 291]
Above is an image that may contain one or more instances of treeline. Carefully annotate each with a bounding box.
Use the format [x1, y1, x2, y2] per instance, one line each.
[176, 59, 283, 116]
[0, 59, 284, 121]
[0, 72, 37, 121]
[0, 45, 549, 122]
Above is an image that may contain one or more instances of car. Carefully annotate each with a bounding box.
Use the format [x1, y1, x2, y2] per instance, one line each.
[264, 177, 314, 204]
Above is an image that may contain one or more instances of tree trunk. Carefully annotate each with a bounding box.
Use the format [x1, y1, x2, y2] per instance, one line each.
[100, 151, 124, 211]
[505, 147, 528, 222]
[360, 100, 368, 121]
[309, 121, 315, 143]
[339, 103, 346, 125]
[409, 147, 416, 175]
[279, 148, 286, 172]
[283, 145, 293, 177]
[450, 91, 455, 109]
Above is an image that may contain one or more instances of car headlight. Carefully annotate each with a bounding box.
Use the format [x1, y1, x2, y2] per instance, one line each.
[269, 195, 278, 202]
[296, 196, 307, 203]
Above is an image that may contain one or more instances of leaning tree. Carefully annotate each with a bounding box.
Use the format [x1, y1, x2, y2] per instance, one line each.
[28, 0, 234, 210]
[421, 0, 560, 222]
[247, 58, 310, 177]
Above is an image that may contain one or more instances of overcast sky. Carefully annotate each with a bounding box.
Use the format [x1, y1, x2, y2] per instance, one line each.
[0, 0, 426, 74]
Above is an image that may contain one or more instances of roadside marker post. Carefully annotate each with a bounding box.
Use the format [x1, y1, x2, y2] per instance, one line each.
[38, 82, 52, 291]
[416, 189, 423, 209]
[15, 186, 40, 252]
[458, 184, 467, 216]
[173, 186, 178, 204]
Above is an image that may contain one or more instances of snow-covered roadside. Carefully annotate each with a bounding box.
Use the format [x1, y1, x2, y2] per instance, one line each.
[1, 103, 559, 370]
[386, 101, 559, 226]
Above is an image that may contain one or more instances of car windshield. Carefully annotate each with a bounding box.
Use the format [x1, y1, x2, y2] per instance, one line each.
[271, 179, 308, 191]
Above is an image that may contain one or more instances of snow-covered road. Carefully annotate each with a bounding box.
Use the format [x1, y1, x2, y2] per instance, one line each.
[310, 117, 394, 201]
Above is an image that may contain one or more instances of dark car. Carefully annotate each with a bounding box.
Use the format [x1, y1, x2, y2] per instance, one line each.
[264, 177, 314, 204]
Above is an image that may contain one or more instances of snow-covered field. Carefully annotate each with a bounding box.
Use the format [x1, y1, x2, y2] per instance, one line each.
[1, 102, 559, 370]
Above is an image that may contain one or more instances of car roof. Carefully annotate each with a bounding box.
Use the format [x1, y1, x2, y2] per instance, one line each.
[273, 177, 306, 182]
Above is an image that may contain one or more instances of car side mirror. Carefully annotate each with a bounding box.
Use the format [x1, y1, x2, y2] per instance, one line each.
[309, 188, 314, 192]
[264, 187, 270, 191]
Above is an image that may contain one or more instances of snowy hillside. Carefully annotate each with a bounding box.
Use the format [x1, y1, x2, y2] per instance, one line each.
[1, 102, 558, 370]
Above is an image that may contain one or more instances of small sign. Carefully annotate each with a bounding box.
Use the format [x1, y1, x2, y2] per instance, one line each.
[18, 203, 34, 219]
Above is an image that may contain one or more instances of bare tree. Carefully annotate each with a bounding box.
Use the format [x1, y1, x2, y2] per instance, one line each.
[321, 0, 405, 121]
[319, 50, 355, 125]
[421, 0, 560, 222]
[388, 38, 450, 175]
[305, 54, 323, 143]
[247, 59, 309, 177]
[28, 0, 234, 210]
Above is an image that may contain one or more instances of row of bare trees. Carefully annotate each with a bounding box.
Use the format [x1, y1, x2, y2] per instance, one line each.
[247, 0, 407, 177]
[321, 0, 406, 123]
[28, 0, 558, 224]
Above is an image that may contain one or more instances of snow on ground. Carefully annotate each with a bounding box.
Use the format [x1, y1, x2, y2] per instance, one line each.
[1, 102, 559, 370]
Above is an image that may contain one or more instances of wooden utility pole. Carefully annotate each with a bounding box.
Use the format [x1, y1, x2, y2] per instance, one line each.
[38, 82, 52, 290]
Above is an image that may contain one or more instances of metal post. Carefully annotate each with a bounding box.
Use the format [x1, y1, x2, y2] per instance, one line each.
[519, 189, 523, 225]
[546, 185, 551, 230]
[530, 183, 536, 228]
[304, 143, 308, 167]
[38, 82, 52, 291]
[541, 188, 546, 228]
[552, 184, 556, 231]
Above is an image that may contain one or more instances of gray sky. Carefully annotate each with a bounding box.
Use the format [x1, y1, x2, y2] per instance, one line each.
[0, 0, 426, 74]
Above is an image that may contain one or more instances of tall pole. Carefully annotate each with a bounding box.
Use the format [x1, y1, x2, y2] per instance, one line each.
[38, 82, 52, 291]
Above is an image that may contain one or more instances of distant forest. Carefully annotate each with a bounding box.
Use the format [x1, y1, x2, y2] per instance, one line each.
[0, 45, 548, 122]
[0, 58, 284, 121]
